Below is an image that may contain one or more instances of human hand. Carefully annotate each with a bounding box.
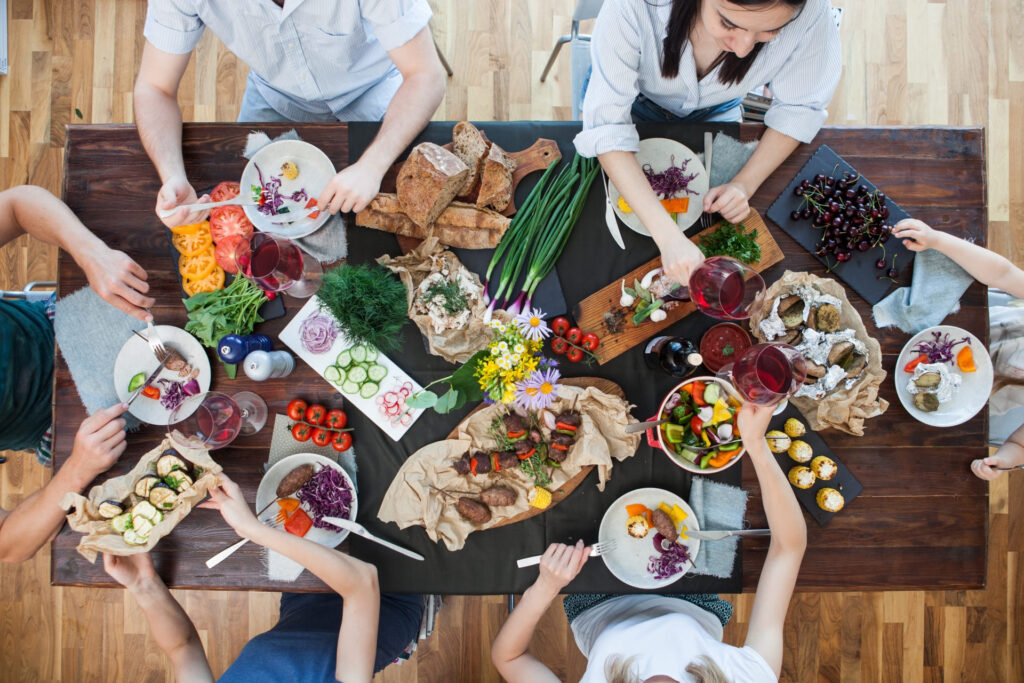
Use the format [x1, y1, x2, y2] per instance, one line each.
[79, 243, 154, 322]
[68, 403, 130, 481]
[703, 182, 751, 224]
[970, 456, 1016, 482]
[155, 175, 209, 228]
[655, 228, 706, 285]
[198, 474, 263, 540]
[317, 161, 384, 215]
[892, 218, 937, 252]
[103, 552, 158, 592]
[535, 540, 589, 596]
[737, 401, 775, 448]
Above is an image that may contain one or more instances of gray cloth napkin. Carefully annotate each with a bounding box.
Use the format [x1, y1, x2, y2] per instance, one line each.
[688, 477, 748, 578]
[53, 286, 143, 430]
[264, 412, 357, 581]
[872, 248, 975, 334]
[243, 129, 348, 264]
[701, 132, 759, 188]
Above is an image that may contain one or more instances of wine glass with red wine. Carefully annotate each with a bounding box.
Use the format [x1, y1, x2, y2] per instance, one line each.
[233, 232, 322, 298]
[718, 343, 807, 406]
[665, 256, 766, 320]
[167, 391, 252, 451]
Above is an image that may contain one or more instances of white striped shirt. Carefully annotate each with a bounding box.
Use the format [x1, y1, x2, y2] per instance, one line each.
[575, 0, 842, 156]
[144, 0, 432, 121]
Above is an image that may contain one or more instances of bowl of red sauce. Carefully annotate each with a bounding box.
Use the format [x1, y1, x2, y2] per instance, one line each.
[699, 323, 752, 373]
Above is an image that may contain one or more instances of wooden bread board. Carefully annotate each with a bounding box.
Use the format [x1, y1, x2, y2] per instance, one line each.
[446, 377, 623, 528]
[573, 210, 783, 365]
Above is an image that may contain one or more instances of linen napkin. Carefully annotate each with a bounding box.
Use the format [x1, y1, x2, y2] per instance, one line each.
[702, 132, 758, 189]
[872, 247, 975, 334]
[688, 477, 748, 579]
[243, 129, 348, 264]
[53, 286, 143, 430]
[264, 412, 358, 582]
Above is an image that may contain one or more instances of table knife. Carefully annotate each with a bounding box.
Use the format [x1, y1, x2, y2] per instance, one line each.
[687, 528, 770, 541]
[126, 355, 171, 404]
[322, 516, 425, 561]
[600, 168, 626, 249]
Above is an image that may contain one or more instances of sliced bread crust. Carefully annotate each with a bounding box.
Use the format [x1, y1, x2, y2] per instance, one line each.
[476, 143, 517, 211]
[452, 121, 490, 196]
[396, 142, 469, 228]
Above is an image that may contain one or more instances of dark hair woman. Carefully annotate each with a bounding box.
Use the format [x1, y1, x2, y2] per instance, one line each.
[575, 0, 841, 287]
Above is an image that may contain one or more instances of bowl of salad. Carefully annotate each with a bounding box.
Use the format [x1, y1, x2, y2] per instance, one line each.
[646, 376, 745, 474]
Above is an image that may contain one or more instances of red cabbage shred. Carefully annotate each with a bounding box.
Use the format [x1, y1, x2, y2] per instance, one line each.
[912, 331, 970, 365]
[298, 467, 354, 529]
[643, 156, 699, 199]
[647, 540, 691, 579]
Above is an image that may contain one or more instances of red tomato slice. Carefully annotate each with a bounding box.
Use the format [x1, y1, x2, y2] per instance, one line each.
[210, 181, 241, 202]
[209, 205, 253, 244]
[214, 234, 243, 274]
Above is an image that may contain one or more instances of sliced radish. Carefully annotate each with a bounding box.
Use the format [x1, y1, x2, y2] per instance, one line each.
[400, 413, 412, 426]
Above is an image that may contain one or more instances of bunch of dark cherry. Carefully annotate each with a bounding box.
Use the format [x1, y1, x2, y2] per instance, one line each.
[790, 171, 900, 279]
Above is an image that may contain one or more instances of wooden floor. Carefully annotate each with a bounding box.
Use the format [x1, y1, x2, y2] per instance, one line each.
[1, 0, 1022, 680]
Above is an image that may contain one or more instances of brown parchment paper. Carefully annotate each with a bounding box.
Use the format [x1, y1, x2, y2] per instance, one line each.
[60, 437, 223, 562]
[378, 384, 640, 551]
[749, 270, 888, 435]
[377, 237, 494, 364]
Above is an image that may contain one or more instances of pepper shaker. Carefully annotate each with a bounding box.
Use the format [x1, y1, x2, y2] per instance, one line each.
[243, 349, 295, 381]
[218, 334, 273, 364]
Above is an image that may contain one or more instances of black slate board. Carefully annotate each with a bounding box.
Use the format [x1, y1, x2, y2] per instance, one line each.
[767, 403, 862, 526]
[765, 144, 914, 304]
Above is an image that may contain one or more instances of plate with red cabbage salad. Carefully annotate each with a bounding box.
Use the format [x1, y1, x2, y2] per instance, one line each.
[606, 137, 709, 237]
[239, 139, 337, 239]
[894, 324, 992, 428]
[597, 487, 701, 589]
[112, 324, 211, 426]
[257, 453, 358, 548]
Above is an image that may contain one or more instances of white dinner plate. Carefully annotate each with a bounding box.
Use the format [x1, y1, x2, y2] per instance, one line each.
[256, 453, 358, 548]
[894, 324, 992, 428]
[240, 139, 337, 239]
[606, 138, 709, 236]
[113, 325, 211, 426]
[599, 487, 701, 590]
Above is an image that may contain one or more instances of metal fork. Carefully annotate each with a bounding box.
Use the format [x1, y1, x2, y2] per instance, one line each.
[515, 540, 618, 568]
[144, 322, 167, 360]
[698, 131, 715, 231]
[206, 516, 281, 569]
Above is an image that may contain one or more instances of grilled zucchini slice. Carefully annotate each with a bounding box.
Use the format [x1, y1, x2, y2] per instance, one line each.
[135, 474, 161, 498]
[98, 500, 124, 519]
[156, 454, 188, 478]
[149, 483, 178, 511]
[110, 512, 133, 533]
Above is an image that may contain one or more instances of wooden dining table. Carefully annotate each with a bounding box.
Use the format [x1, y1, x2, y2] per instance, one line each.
[53, 121, 988, 594]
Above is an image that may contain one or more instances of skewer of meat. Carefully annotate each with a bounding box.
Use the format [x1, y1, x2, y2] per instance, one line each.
[431, 485, 493, 524]
[548, 410, 581, 463]
[453, 450, 518, 476]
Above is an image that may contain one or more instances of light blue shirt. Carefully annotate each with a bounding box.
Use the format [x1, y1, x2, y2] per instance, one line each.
[144, 0, 433, 121]
[576, 0, 842, 156]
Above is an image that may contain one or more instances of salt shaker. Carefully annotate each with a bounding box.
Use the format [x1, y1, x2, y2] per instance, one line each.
[243, 350, 295, 381]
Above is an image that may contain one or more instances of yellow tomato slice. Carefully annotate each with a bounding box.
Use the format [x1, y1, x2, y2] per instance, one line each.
[172, 223, 213, 256]
[179, 246, 217, 281]
[169, 221, 205, 236]
[183, 267, 225, 296]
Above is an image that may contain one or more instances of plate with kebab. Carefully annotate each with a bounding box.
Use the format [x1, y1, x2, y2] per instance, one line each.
[377, 378, 641, 551]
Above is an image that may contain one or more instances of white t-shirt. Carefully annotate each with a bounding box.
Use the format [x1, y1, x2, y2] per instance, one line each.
[572, 596, 776, 683]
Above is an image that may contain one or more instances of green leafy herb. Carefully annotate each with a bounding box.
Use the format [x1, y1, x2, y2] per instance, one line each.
[317, 264, 408, 353]
[405, 349, 488, 413]
[423, 278, 468, 315]
[75, 108, 84, 119]
[183, 276, 265, 373]
[519, 449, 552, 487]
[723, 344, 735, 356]
[697, 221, 761, 264]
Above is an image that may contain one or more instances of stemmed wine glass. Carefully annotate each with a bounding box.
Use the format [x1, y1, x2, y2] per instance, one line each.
[665, 256, 766, 320]
[167, 391, 268, 450]
[718, 343, 807, 407]
[233, 232, 322, 298]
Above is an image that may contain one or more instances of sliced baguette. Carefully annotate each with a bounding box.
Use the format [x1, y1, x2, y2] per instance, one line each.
[452, 121, 490, 196]
[476, 143, 517, 211]
[357, 193, 510, 249]
[396, 142, 469, 228]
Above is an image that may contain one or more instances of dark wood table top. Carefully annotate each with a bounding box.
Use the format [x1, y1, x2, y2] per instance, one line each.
[54, 122, 988, 593]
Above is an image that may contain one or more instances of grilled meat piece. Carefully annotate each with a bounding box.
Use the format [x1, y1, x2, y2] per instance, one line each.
[651, 508, 678, 543]
[277, 464, 314, 498]
[456, 497, 492, 524]
[529, 429, 543, 443]
[453, 455, 472, 475]
[474, 452, 492, 474]
[503, 413, 526, 435]
[551, 432, 575, 448]
[479, 486, 518, 507]
[547, 446, 569, 463]
[497, 451, 519, 470]
[555, 411, 581, 428]
[514, 439, 535, 456]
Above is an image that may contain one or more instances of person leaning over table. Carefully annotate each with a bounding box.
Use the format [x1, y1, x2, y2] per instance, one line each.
[490, 402, 805, 683]
[576, 0, 841, 284]
[889, 219, 1024, 482]
[0, 185, 152, 562]
[104, 474, 423, 683]
[134, 0, 448, 228]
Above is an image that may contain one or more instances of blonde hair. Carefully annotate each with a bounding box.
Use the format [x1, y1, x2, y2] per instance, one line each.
[603, 655, 731, 683]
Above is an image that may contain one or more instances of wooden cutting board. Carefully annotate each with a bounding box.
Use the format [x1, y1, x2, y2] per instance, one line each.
[445, 376, 624, 528]
[573, 210, 784, 365]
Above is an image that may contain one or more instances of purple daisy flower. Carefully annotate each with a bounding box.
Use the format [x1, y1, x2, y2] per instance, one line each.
[513, 368, 561, 411]
[513, 308, 552, 342]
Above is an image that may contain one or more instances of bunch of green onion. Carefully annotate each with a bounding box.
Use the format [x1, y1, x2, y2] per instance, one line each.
[483, 154, 600, 319]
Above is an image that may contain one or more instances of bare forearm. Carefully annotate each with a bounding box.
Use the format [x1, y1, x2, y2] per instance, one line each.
[747, 440, 806, 553]
[251, 525, 377, 597]
[0, 465, 92, 563]
[491, 581, 556, 669]
[134, 85, 187, 183]
[129, 577, 213, 682]
[356, 72, 445, 176]
[929, 231, 1024, 297]
[1, 186, 106, 257]
[731, 128, 800, 198]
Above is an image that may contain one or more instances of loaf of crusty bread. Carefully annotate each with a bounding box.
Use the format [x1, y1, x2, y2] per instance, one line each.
[356, 193, 510, 249]
[396, 142, 469, 228]
[476, 143, 517, 211]
[451, 121, 490, 196]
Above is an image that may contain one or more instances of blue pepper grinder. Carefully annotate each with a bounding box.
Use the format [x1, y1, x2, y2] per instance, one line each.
[218, 334, 273, 365]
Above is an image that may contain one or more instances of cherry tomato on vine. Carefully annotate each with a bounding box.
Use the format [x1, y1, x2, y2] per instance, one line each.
[581, 333, 600, 351]
[311, 427, 333, 448]
[565, 327, 583, 345]
[551, 336, 569, 355]
[305, 403, 326, 426]
[551, 317, 571, 337]
[566, 347, 584, 363]
[291, 423, 313, 442]
[325, 409, 347, 430]
[331, 431, 353, 452]
[286, 399, 308, 421]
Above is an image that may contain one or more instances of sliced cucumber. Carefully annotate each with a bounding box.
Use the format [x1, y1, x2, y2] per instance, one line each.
[359, 382, 380, 399]
[336, 350, 352, 368]
[367, 364, 388, 382]
[110, 512, 133, 533]
[324, 365, 342, 384]
[350, 346, 366, 363]
[361, 345, 378, 362]
[341, 380, 360, 395]
[123, 529, 148, 546]
[131, 501, 159, 522]
[347, 365, 368, 384]
[132, 517, 155, 537]
[702, 382, 721, 405]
